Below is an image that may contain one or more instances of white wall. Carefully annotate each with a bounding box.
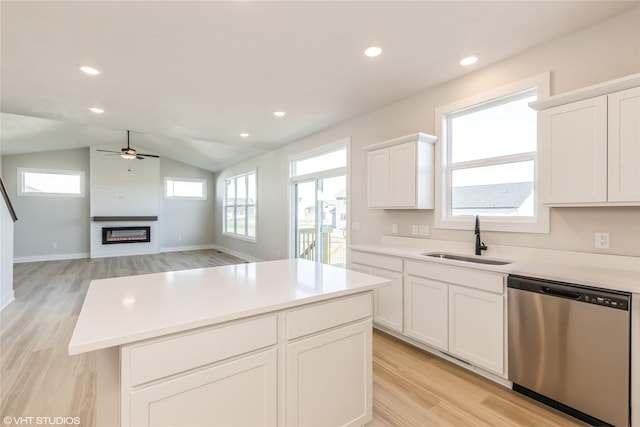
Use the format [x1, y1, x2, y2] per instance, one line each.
[0, 156, 15, 310]
[1, 148, 216, 261]
[1, 148, 90, 261]
[214, 8, 640, 260]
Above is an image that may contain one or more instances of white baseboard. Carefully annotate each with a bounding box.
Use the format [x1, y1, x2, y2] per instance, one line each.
[13, 252, 89, 264]
[0, 290, 15, 311]
[210, 245, 263, 263]
[160, 244, 216, 253]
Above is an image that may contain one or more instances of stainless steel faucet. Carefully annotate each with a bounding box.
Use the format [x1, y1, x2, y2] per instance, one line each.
[475, 215, 487, 255]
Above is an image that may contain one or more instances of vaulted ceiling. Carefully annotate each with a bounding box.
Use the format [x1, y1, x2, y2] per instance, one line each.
[1, 1, 637, 172]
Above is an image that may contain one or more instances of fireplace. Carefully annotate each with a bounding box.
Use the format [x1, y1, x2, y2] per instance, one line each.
[102, 226, 151, 245]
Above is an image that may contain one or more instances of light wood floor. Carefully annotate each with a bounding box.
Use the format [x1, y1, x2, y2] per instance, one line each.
[1, 250, 586, 427]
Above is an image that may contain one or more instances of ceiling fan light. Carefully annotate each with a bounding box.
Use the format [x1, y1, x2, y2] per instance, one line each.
[121, 153, 137, 160]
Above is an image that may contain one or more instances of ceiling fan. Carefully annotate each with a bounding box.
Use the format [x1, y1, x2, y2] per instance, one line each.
[96, 130, 159, 160]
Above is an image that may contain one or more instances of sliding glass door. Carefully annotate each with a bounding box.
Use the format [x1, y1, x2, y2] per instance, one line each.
[290, 143, 347, 266]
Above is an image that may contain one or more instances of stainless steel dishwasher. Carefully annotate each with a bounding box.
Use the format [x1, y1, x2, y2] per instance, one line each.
[508, 275, 631, 427]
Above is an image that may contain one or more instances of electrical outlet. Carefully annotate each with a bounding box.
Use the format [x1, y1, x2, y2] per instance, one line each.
[595, 232, 610, 249]
[391, 224, 398, 234]
[412, 225, 419, 235]
[419, 225, 429, 236]
[351, 222, 360, 231]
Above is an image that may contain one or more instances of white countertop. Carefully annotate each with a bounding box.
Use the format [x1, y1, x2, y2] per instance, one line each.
[350, 239, 640, 294]
[68, 258, 390, 355]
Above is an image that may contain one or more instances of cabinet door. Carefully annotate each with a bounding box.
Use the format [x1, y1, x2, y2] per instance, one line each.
[128, 349, 277, 427]
[367, 148, 390, 208]
[448, 285, 504, 375]
[372, 268, 403, 332]
[389, 141, 416, 207]
[608, 87, 640, 202]
[540, 96, 607, 203]
[404, 275, 448, 351]
[286, 320, 372, 427]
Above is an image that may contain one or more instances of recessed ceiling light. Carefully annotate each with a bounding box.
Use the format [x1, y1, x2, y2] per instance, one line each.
[89, 107, 104, 114]
[80, 66, 101, 75]
[459, 56, 478, 66]
[273, 111, 286, 117]
[240, 133, 249, 138]
[364, 46, 382, 57]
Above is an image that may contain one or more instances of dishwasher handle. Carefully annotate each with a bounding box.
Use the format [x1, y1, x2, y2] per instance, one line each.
[541, 286, 580, 300]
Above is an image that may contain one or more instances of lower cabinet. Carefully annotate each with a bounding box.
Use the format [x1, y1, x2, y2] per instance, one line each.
[129, 349, 277, 426]
[286, 320, 372, 427]
[349, 250, 404, 333]
[448, 284, 504, 374]
[403, 260, 506, 376]
[119, 293, 374, 427]
[404, 275, 447, 351]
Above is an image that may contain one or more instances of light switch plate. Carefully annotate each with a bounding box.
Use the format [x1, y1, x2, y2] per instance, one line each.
[419, 225, 429, 236]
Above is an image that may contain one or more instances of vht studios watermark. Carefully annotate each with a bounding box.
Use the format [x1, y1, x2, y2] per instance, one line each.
[3, 416, 81, 426]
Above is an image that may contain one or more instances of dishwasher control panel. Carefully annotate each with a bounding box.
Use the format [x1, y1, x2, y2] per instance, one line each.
[583, 294, 628, 310]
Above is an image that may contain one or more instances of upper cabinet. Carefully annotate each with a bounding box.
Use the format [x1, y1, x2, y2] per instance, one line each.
[364, 132, 437, 209]
[532, 74, 640, 206]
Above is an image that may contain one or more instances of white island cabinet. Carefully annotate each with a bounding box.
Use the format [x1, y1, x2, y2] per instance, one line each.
[69, 259, 390, 427]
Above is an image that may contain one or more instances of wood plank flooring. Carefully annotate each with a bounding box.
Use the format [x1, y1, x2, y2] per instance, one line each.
[1, 251, 587, 427]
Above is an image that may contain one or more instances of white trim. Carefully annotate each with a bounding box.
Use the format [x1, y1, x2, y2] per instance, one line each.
[160, 244, 216, 253]
[14, 252, 90, 263]
[435, 72, 550, 234]
[0, 291, 15, 311]
[18, 167, 85, 197]
[530, 72, 640, 111]
[164, 177, 207, 200]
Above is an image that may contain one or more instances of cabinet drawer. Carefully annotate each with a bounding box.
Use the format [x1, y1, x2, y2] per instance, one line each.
[350, 251, 403, 272]
[124, 315, 277, 386]
[405, 260, 504, 294]
[287, 293, 372, 340]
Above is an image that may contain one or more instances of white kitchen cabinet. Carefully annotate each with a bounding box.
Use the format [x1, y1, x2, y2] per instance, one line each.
[404, 275, 448, 351]
[286, 320, 372, 427]
[533, 74, 640, 205]
[364, 132, 437, 209]
[349, 250, 403, 333]
[403, 260, 506, 376]
[448, 284, 504, 375]
[129, 349, 277, 427]
[608, 87, 640, 202]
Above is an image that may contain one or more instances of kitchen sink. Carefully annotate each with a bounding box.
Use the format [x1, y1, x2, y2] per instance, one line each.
[421, 252, 512, 265]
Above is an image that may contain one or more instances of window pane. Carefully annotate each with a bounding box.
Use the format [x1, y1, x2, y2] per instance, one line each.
[225, 207, 235, 233]
[23, 172, 81, 195]
[247, 206, 256, 238]
[247, 173, 256, 205]
[236, 206, 246, 235]
[166, 179, 205, 198]
[451, 161, 534, 217]
[225, 178, 236, 205]
[236, 175, 247, 204]
[450, 93, 537, 163]
[293, 148, 346, 177]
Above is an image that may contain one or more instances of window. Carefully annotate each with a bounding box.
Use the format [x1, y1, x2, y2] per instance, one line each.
[435, 73, 550, 233]
[165, 177, 207, 200]
[224, 171, 256, 240]
[18, 168, 84, 197]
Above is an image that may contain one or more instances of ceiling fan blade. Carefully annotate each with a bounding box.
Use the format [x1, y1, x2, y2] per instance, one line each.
[137, 153, 160, 158]
[136, 155, 145, 160]
[96, 149, 121, 154]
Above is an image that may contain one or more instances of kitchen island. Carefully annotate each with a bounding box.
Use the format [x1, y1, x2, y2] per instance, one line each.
[69, 258, 390, 427]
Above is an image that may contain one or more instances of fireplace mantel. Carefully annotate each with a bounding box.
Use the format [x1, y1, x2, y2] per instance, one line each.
[92, 216, 158, 222]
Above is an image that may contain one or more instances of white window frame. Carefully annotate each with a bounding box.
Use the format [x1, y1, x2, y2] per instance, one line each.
[434, 72, 550, 233]
[164, 177, 207, 200]
[18, 167, 85, 197]
[223, 170, 257, 242]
